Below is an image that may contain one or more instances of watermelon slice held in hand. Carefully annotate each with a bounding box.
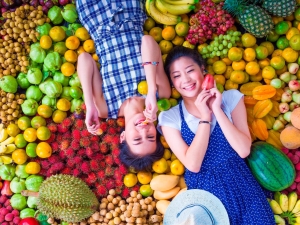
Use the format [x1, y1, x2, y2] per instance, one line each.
[201, 74, 214, 90]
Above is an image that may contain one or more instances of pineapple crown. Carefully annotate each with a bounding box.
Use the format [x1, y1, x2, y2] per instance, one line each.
[223, 0, 256, 17]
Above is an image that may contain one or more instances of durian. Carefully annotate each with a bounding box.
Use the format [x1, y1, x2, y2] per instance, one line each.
[22, 174, 99, 222]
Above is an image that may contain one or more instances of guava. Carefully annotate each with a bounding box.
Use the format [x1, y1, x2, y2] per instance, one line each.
[27, 196, 38, 208]
[60, 87, 72, 101]
[26, 86, 43, 102]
[69, 86, 83, 99]
[27, 68, 43, 85]
[0, 164, 16, 181]
[25, 175, 44, 192]
[0, 75, 18, 93]
[61, 3, 78, 23]
[17, 73, 31, 89]
[39, 80, 62, 98]
[15, 164, 29, 179]
[69, 73, 81, 87]
[20, 208, 36, 219]
[70, 99, 83, 113]
[10, 177, 26, 194]
[44, 52, 62, 72]
[53, 72, 70, 87]
[29, 45, 46, 63]
[48, 6, 63, 25]
[42, 96, 57, 110]
[10, 193, 27, 210]
[21, 99, 39, 116]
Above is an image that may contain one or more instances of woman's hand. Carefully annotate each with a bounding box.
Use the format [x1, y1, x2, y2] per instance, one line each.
[85, 105, 100, 135]
[208, 86, 222, 112]
[144, 93, 158, 122]
[194, 89, 212, 120]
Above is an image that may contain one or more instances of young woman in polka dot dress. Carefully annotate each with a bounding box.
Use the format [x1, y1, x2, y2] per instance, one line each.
[157, 46, 275, 224]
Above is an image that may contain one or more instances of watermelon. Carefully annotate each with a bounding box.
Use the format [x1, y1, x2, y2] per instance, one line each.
[247, 141, 295, 191]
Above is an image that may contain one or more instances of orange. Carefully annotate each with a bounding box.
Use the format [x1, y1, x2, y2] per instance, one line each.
[36, 126, 51, 141]
[169, 98, 178, 107]
[162, 26, 176, 41]
[137, 171, 152, 184]
[182, 40, 195, 49]
[243, 48, 256, 62]
[170, 159, 185, 175]
[212, 60, 227, 74]
[25, 162, 41, 174]
[224, 66, 234, 79]
[149, 27, 163, 42]
[23, 127, 37, 142]
[65, 36, 80, 50]
[31, 116, 46, 129]
[40, 35, 52, 50]
[276, 65, 287, 76]
[171, 87, 181, 99]
[137, 80, 148, 95]
[75, 27, 90, 41]
[230, 70, 246, 84]
[172, 35, 184, 46]
[180, 14, 189, 23]
[214, 75, 226, 86]
[26, 143, 38, 158]
[159, 40, 173, 54]
[225, 79, 239, 90]
[221, 57, 232, 66]
[37, 105, 53, 119]
[12, 149, 28, 165]
[175, 22, 189, 37]
[92, 53, 99, 62]
[7, 123, 20, 137]
[245, 61, 260, 76]
[272, 49, 283, 58]
[77, 46, 86, 55]
[56, 98, 71, 111]
[139, 184, 153, 197]
[262, 66, 276, 79]
[206, 56, 219, 65]
[61, 62, 75, 76]
[250, 71, 263, 82]
[163, 148, 172, 160]
[228, 47, 243, 61]
[49, 26, 66, 42]
[52, 109, 67, 124]
[232, 60, 246, 71]
[282, 47, 298, 63]
[83, 39, 95, 53]
[258, 58, 270, 69]
[206, 65, 215, 75]
[64, 50, 78, 63]
[286, 27, 300, 40]
[255, 46, 269, 60]
[17, 116, 31, 131]
[36, 142, 52, 158]
[241, 33, 256, 47]
[14, 134, 27, 149]
[152, 158, 168, 173]
[143, 17, 156, 31]
[123, 173, 138, 187]
[260, 41, 274, 55]
[160, 135, 169, 148]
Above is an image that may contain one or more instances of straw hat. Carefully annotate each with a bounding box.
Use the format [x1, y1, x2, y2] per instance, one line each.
[163, 189, 230, 225]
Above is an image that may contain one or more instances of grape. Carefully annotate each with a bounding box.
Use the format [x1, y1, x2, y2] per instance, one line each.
[216, 51, 221, 56]
[227, 43, 233, 48]
[222, 40, 228, 46]
[230, 37, 236, 43]
[218, 44, 224, 50]
[214, 46, 218, 51]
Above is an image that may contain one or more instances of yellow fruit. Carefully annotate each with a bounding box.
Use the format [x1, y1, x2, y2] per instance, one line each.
[139, 184, 154, 197]
[25, 162, 41, 174]
[170, 159, 184, 175]
[64, 50, 78, 63]
[77, 46, 86, 55]
[258, 58, 270, 69]
[232, 60, 246, 71]
[7, 123, 20, 137]
[92, 53, 99, 62]
[243, 48, 256, 62]
[159, 40, 173, 54]
[171, 35, 184, 46]
[214, 74, 226, 86]
[36, 142, 52, 158]
[149, 27, 163, 42]
[162, 26, 176, 41]
[197, 43, 208, 53]
[260, 41, 274, 55]
[245, 61, 260, 76]
[23, 127, 37, 142]
[221, 57, 232, 66]
[171, 87, 181, 99]
[262, 66, 276, 79]
[230, 70, 246, 84]
[36, 126, 51, 141]
[175, 22, 189, 37]
[224, 66, 233, 79]
[49, 26, 66, 42]
[286, 27, 300, 40]
[65, 36, 80, 50]
[160, 136, 169, 148]
[228, 47, 243, 61]
[40, 35, 52, 49]
[37, 105, 53, 119]
[206, 56, 219, 65]
[137, 171, 152, 185]
[143, 17, 156, 31]
[282, 47, 298, 63]
[241, 33, 256, 47]
[57, 98, 71, 111]
[163, 149, 172, 160]
[12, 149, 28, 165]
[137, 80, 148, 95]
[75, 27, 90, 41]
[61, 62, 75, 76]
[123, 173, 138, 187]
[272, 49, 283, 58]
[152, 158, 168, 174]
[212, 60, 227, 74]
[52, 110, 67, 124]
[225, 80, 239, 90]
[83, 39, 95, 53]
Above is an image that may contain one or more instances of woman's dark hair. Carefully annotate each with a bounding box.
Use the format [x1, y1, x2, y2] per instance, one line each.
[119, 132, 165, 172]
[164, 46, 207, 83]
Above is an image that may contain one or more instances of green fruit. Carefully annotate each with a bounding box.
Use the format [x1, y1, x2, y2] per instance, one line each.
[157, 98, 171, 111]
[26, 143, 38, 158]
[69, 86, 83, 99]
[54, 42, 68, 55]
[266, 30, 280, 42]
[0, 75, 18, 93]
[17, 73, 31, 89]
[274, 21, 289, 35]
[276, 36, 289, 50]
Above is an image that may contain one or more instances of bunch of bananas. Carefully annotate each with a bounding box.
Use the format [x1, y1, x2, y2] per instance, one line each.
[145, 0, 198, 25]
[269, 191, 300, 225]
[0, 124, 16, 164]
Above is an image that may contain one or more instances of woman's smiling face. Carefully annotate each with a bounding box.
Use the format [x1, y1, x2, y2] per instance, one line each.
[169, 56, 205, 98]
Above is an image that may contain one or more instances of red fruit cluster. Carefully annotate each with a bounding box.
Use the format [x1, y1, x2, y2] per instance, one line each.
[36, 115, 131, 198]
[0, 195, 20, 225]
[186, 0, 235, 44]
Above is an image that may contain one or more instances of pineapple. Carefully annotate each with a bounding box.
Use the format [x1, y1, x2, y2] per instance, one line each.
[223, 0, 274, 38]
[262, 0, 296, 17]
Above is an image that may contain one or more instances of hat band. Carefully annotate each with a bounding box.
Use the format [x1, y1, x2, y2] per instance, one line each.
[176, 204, 215, 225]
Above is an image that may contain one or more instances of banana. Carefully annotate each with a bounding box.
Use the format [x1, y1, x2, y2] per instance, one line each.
[156, 0, 195, 15]
[289, 191, 298, 212]
[270, 199, 283, 214]
[0, 155, 13, 164]
[146, 0, 181, 25]
[4, 144, 16, 154]
[0, 127, 8, 143]
[274, 215, 285, 224]
[280, 193, 289, 212]
[292, 200, 300, 214]
[0, 136, 15, 146]
[162, 0, 199, 5]
[0, 145, 7, 154]
[274, 191, 281, 203]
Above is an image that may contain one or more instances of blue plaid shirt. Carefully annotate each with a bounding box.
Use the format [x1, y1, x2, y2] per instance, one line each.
[76, 0, 147, 118]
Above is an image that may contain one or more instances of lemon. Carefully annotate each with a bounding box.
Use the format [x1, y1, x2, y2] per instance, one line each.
[137, 80, 148, 95]
[123, 173, 138, 187]
[212, 60, 227, 74]
[12, 149, 28, 165]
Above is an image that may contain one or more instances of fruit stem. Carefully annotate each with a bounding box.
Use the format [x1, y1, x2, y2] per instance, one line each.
[21, 190, 39, 197]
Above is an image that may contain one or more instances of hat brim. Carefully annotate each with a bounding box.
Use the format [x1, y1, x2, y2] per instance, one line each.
[163, 189, 230, 225]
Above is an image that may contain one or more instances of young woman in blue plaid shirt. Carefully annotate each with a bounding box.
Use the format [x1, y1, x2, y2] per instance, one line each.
[76, 0, 171, 171]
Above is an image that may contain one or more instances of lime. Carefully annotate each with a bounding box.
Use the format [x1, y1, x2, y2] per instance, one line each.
[157, 98, 171, 111]
[31, 116, 46, 129]
[14, 134, 27, 148]
[139, 184, 154, 197]
[276, 37, 289, 50]
[69, 86, 83, 99]
[294, 7, 300, 21]
[274, 21, 290, 35]
[266, 30, 280, 42]
[26, 142, 38, 158]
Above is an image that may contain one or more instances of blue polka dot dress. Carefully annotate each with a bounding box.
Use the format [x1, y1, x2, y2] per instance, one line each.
[178, 102, 275, 225]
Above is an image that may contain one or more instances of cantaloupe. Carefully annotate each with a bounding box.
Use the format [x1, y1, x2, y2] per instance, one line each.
[291, 108, 300, 129]
[280, 126, 300, 149]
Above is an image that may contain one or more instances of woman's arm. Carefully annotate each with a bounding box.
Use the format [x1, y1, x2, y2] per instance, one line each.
[213, 98, 252, 158]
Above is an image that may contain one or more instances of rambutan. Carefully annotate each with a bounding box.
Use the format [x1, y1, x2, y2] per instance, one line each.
[105, 166, 114, 176]
[50, 162, 65, 173]
[62, 117, 73, 128]
[39, 169, 47, 176]
[70, 139, 80, 150]
[131, 185, 140, 192]
[57, 124, 69, 133]
[104, 178, 116, 190]
[77, 148, 86, 157]
[56, 135, 63, 143]
[115, 179, 124, 188]
[59, 139, 70, 151]
[80, 161, 91, 174]
[61, 167, 72, 175]
[118, 164, 128, 175]
[63, 131, 72, 140]
[80, 137, 90, 147]
[86, 147, 94, 159]
[114, 157, 121, 165]
[87, 172, 97, 184]
[48, 155, 60, 164]
[111, 136, 120, 145]
[108, 127, 117, 135]
[114, 186, 123, 195]
[96, 170, 106, 179]
[74, 119, 85, 130]
[99, 142, 109, 154]
[105, 155, 114, 166]
[81, 103, 86, 111]
[93, 153, 104, 161]
[121, 188, 131, 199]
[72, 129, 81, 140]
[90, 142, 99, 152]
[106, 119, 116, 127]
[64, 148, 75, 158]
[59, 150, 66, 159]
[73, 156, 83, 164]
[50, 142, 59, 153]
[81, 129, 90, 138]
[99, 122, 108, 133]
[90, 135, 99, 142]
[40, 160, 51, 169]
[99, 161, 106, 169]
[95, 184, 107, 198]
[112, 148, 120, 157]
[89, 160, 100, 172]
[66, 159, 76, 168]
[103, 134, 113, 144]
[116, 117, 125, 128]
[72, 168, 81, 177]
[46, 133, 56, 143]
[113, 170, 123, 181]
[47, 123, 57, 133]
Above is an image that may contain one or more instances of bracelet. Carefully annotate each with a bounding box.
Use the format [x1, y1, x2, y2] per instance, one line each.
[199, 120, 212, 125]
[142, 62, 159, 66]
